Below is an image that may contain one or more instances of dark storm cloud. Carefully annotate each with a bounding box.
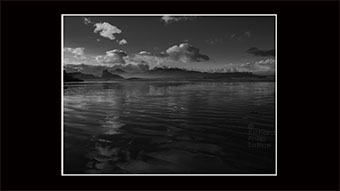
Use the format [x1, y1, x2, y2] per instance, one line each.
[246, 47, 275, 57]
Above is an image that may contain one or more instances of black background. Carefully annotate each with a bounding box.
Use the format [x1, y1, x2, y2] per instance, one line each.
[1, 0, 339, 190]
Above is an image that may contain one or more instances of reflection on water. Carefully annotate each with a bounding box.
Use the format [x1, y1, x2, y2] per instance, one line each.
[64, 81, 275, 174]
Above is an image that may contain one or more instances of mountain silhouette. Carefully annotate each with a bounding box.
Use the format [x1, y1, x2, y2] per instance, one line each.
[139, 67, 259, 79]
[64, 65, 269, 81]
[67, 72, 100, 80]
[64, 71, 83, 82]
[101, 69, 124, 80]
[109, 68, 126, 74]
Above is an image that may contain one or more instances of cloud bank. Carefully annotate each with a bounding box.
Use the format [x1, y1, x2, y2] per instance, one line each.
[132, 43, 210, 69]
[213, 58, 275, 74]
[239, 58, 275, 73]
[64, 47, 86, 59]
[95, 49, 127, 65]
[64, 43, 210, 73]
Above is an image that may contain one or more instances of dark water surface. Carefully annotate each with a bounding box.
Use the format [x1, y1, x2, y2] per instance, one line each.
[63, 81, 275, 174]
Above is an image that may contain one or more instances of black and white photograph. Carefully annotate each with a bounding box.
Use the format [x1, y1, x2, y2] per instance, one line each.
[62, 14, 276, 175]
[2, 0, 340, 190]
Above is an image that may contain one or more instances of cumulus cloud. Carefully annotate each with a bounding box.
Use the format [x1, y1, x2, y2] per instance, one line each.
[94, 22, 122, 40]
[133, 53, 164, 69]
[112, 62, 150, 73]
[64, 48, 152, 73]
[118, 39, 127, 45]
[164, 43, 209, 62]
[95, 52, 152, 73]
[63, 58, 83, 65]
[161, 16, 196, 24]
[127, 43, 210, 70]
[246, 47, 275, 57]
[83, 17, 92, 25]
[64, 47, 86, 59]
[132, 43, 209, 69]
[95, 49, 127, 65]
[82, 43, 209, 73]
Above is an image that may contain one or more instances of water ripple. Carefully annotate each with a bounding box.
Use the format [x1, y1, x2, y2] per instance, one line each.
[64, 81, 275, 174]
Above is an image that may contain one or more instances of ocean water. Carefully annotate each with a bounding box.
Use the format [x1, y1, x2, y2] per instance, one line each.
[63, 80, 275, 174]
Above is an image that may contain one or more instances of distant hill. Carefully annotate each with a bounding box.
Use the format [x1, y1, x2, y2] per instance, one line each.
[142, 67, 201, 78]
[136, 67, 260, 79]
[64, 71, 83, 82]
[101, 69, 124, 80]
[67, 72, 100, 80]
[64, 69, 124, 82]
[109, 68, 126, 74]
[64, 64, 272, 81]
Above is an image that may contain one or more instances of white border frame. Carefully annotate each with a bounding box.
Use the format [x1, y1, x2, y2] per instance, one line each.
[61, 14, 277, 176]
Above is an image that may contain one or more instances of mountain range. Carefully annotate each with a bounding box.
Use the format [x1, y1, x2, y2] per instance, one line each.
[64, 65, 270, 82]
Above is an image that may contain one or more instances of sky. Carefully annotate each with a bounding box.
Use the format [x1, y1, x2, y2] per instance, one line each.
[63, 15, 275, 74]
